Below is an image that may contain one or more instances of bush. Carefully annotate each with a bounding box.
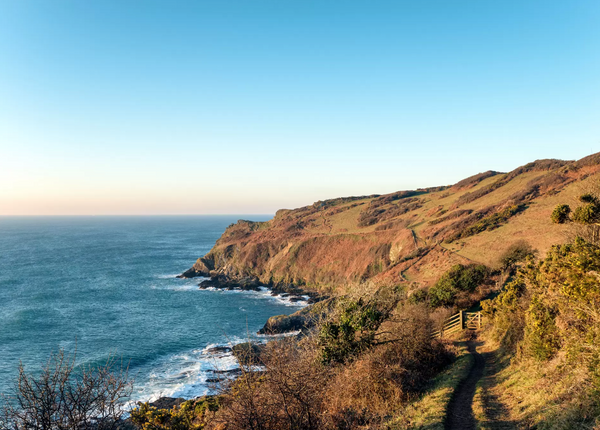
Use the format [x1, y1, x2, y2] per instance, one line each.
[0, 349, 132, 430]
[214, 303, 452, 430]
[499, 240, 536, 271]
[428, 264, 490, 308]
[317, 298, 388, 364]
[484, 237, 600, 367]
[216, 339, 330, 430]
[523, 297, 560, 361]
[572, 203, 600, 224]
[482, 279, 527, 353]
[551, 204, 571, 224]
[131, 397, 220, 430]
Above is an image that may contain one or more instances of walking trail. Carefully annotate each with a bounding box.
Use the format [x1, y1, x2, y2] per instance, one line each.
[445, 338, 517, 430]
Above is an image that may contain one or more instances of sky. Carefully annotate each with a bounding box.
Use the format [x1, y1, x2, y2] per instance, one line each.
[1, 0, 599, 215]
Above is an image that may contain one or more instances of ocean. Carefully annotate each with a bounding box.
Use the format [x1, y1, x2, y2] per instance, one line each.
[0, 216, 305, 401]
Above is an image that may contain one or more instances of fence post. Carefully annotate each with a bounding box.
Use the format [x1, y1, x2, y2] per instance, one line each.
[478, 312, 482, 329]
[460, 311, 464, 330]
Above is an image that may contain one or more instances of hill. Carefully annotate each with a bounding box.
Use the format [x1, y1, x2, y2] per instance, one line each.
[180, 152, 600, 294]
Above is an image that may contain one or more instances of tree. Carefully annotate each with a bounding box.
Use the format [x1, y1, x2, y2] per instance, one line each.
[0, 349, 133, 430]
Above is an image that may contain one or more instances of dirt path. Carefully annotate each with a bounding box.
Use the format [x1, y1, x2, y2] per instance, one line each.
[445, 339, 486, 430]
[476, 349, 518, 430]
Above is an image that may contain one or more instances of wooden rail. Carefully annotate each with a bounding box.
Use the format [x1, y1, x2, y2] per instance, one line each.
[431, 311, 482, 339]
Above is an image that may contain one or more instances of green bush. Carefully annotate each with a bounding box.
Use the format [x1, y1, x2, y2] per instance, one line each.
[317, 298, 387, 364]
[572, 203, 600, 224]
[131, 397, 220, 430]
[499, 240, 536, 271]
[428, 264, 490, 308]
[408, 289, 428, 304]
[550, 204, 571, 224]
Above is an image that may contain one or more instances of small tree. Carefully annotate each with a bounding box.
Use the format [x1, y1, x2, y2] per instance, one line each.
[551, 204, 571, 224]
[0, 349, 132, 430]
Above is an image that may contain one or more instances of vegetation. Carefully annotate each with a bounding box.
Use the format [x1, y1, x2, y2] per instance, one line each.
[317, 298, 389, 364]
[498, 240, 536, 272]
[482, 237, 600, 425]
[551, 203, 571, 223]
[446, 204, 526, 242]
[0, 349, 132, 430]
[426, 264, 491, 308]
[131, 398, 220, 430]
[171, 294, 451, 430]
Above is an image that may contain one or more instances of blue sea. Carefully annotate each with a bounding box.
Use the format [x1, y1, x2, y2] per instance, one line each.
[0, 216, 305, 401]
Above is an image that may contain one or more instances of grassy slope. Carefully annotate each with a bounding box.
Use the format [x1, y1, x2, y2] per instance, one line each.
[186, 153, 600, 293]
[472, 335, 600, 430]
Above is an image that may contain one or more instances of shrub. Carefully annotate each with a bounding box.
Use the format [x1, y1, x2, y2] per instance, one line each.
[484, 237, 600, 367]
[428, 264, 490, 308]
[324, 306, 451, 423]
[551, 204, 571, 224]
[523, 296, 560, 361]
[317, 298, 388, 364]
[572, 203, 600, 224]
[408, 289, 428, 304]
[216, 339, 330, 430]
[131, 397, 219, 430]
[499, 240, 536, 271]
[0, 349, 132, 430]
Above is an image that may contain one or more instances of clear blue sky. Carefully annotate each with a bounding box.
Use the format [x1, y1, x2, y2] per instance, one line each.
[1, 0, 599, 215]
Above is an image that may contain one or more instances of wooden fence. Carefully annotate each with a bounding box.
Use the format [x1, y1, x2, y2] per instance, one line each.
[431, 311, 482, 339]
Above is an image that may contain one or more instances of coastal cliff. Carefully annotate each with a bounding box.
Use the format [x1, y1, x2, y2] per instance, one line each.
[181, 153, 600, 295]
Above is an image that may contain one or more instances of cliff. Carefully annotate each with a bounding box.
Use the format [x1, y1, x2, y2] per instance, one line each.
[181, 152, 600, 294]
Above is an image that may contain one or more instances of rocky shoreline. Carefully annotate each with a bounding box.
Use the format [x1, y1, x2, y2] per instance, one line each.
[134, 271, 330, 409]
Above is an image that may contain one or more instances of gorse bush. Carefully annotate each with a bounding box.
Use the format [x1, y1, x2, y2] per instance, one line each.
[131, 398, 219, 430]
[572, 203, 600, 224]
[551, 204, 571, 224]
[483, 238, 600, 369]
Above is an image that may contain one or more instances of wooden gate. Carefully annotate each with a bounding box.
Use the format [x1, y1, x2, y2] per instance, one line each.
[431, 311, 482, 339]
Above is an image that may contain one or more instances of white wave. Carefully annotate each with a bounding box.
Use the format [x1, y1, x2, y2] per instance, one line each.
[198, 285, 310, 307]
[131, 337, 259, 403]
[155, 274, 181, 279]
[149, 284, 198, 291]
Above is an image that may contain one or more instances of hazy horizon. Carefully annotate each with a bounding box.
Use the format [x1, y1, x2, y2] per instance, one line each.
[2, 1, 599, 215]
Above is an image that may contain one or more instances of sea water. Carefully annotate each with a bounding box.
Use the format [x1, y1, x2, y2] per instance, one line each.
[0, 216, 304, 401]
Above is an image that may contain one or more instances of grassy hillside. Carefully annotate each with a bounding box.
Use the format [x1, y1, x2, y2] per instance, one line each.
[182, 153, 600, 294]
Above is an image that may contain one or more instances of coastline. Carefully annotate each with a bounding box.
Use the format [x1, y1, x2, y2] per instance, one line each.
[135, 273, 316, 407]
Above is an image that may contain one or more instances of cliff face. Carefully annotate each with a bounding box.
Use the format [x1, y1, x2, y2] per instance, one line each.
[182, 153, 600, 293]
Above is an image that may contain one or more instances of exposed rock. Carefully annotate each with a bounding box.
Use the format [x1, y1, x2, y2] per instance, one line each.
[211, 368, 242, 376]
[232, 342, 265, 366]
[204, 346, 232, 354]
[149, 397, 185, 409]
[198, 275, 261, 291]
[258, 298, 335, 335]
[259, 314, 307, 335]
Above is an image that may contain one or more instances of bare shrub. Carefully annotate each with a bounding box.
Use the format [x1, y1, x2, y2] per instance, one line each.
[0, 349, 132, 430]
[215, 338, 331, 430]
